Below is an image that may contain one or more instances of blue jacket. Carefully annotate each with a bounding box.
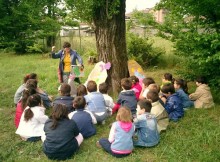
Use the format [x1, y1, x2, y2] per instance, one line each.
[70, 109, 96, 138]
[164, 93, 184, 121]
[133, 113, 160, 147]
[53, 96, 74, 113]
[176, 89, 194, 108]
[111, 121, 134, 154]
[117, 90, 137, 114]
[84, 92, 107, 113]
[37, 92, 52, 109]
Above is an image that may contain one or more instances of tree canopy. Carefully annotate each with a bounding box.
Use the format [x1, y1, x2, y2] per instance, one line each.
[156, 0, 220, 87]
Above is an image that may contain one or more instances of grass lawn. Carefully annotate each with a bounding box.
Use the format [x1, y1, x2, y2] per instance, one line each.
[0, 53, 220, 162]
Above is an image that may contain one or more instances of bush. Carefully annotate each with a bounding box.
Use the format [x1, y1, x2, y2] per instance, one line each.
[127, 33, 165, 67]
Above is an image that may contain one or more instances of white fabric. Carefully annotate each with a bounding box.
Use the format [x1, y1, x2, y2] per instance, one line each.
[16, 106, 48, 138]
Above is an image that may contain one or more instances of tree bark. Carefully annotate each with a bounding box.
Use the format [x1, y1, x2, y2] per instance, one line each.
[93, 0, 129, 94]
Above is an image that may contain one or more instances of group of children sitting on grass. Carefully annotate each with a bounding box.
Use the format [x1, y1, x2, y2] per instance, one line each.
[14, 72, 215, 160]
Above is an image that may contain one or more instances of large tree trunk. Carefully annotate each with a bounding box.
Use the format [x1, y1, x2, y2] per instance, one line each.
[93, 0, 129, 94]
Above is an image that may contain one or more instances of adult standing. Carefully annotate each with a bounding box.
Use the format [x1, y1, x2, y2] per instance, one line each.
[51, 42, 84, 96]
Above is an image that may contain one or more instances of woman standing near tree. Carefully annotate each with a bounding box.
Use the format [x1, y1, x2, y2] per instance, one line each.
[51, 42, 84, 96]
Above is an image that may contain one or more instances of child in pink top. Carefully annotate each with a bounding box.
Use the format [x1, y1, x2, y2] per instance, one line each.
[97, 107, 135, 158]
[129, 76, 142, 100]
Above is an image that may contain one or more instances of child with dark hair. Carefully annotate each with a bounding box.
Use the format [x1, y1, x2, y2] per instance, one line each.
[147, 90, 169, 133]
[174, 79, 194, 109]
[161, 73, 173, 89]
[133, 99, 160, 147]
[14, 84, 37, 128]
[161, 84, 184, 121]
[43, 104, 83, 160]
[97, 107, 134, 158]
[189, 76, 214, 108]
[139, 77, 155, 100]
[112, 78, 137, 115]
[99, 82, 114, 116]
[84, 80, 107, 124]
[76, 84, 87, 96]
[129, 76, 142, 100]
[53, 83, 74, 113]
[69, 96, 97, 138]
[14, 73, 37, 105]
[16, 94, 48, 142]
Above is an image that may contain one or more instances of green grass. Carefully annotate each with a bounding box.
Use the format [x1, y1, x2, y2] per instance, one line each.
[0, 53, 220, 161]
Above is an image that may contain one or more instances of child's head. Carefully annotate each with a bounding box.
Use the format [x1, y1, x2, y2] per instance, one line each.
[77, 84, 87, 96]
[21, 87, 37, 109]
[50, 104, 69, 129]
[116, 106, 132, 122]
[142, 77, 155, 88]
[137, 99, 152, 115]
[24, 94, 41, 122]
[196, 76, 207, 85]
[147, 90, 159, 103]
[121, 78, 132, 90]
[163, 73, 173, 82]
[73, 96, 86, 109]
[87, 80, 97, 92]
[129, 76, 139, 85]
[161, 83, 175, 97]
[60, 83, 71, 96]
[174, 79, 188, 93]
[26, 79, 38, 89]
[99, 82, 108, 94]
[148, 83, 160, 93]
[23, 73, 37, 83]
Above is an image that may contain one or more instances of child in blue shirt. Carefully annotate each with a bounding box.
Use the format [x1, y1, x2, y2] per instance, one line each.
[174, 79, 194, 109]
[133, 99, 160, 147]
[161, 83, 184, 121]
[69, 96, 97, 138]
[84, 80, 107, 124]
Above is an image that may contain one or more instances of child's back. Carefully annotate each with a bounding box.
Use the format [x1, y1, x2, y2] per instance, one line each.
[190, 84, 214, 108]
[117, 78, 137, 114]
[69, 96, 96, 138]
[133, 99, 159, 147]
[161, 84, 184, 121]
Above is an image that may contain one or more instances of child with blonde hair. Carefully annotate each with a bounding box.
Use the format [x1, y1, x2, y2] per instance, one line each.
[97, 107, 134, 158]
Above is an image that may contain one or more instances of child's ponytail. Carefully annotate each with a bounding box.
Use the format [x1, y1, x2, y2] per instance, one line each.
[24, 94, 41, 121]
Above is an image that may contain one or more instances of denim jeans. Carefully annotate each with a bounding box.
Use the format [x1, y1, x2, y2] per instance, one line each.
[99, 138, 130, 158]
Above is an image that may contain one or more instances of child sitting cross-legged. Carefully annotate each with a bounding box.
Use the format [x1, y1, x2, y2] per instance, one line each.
[16, 94, 48, 142]
[42, 104, 83, 161]
[84, 80, 107, 124]
[69, 96, 97, 139]
[174, 79, 194, 109]
[161, 83, 184, 122]
[99, 82, 114, 116]
[97, 106, 135, 158]
[53, 83, 74, 113]
[112, 78, 137, 116]
[147, 90, 169, 133]
[133, 99, 160, 147]
[189, 76, 214, 108]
